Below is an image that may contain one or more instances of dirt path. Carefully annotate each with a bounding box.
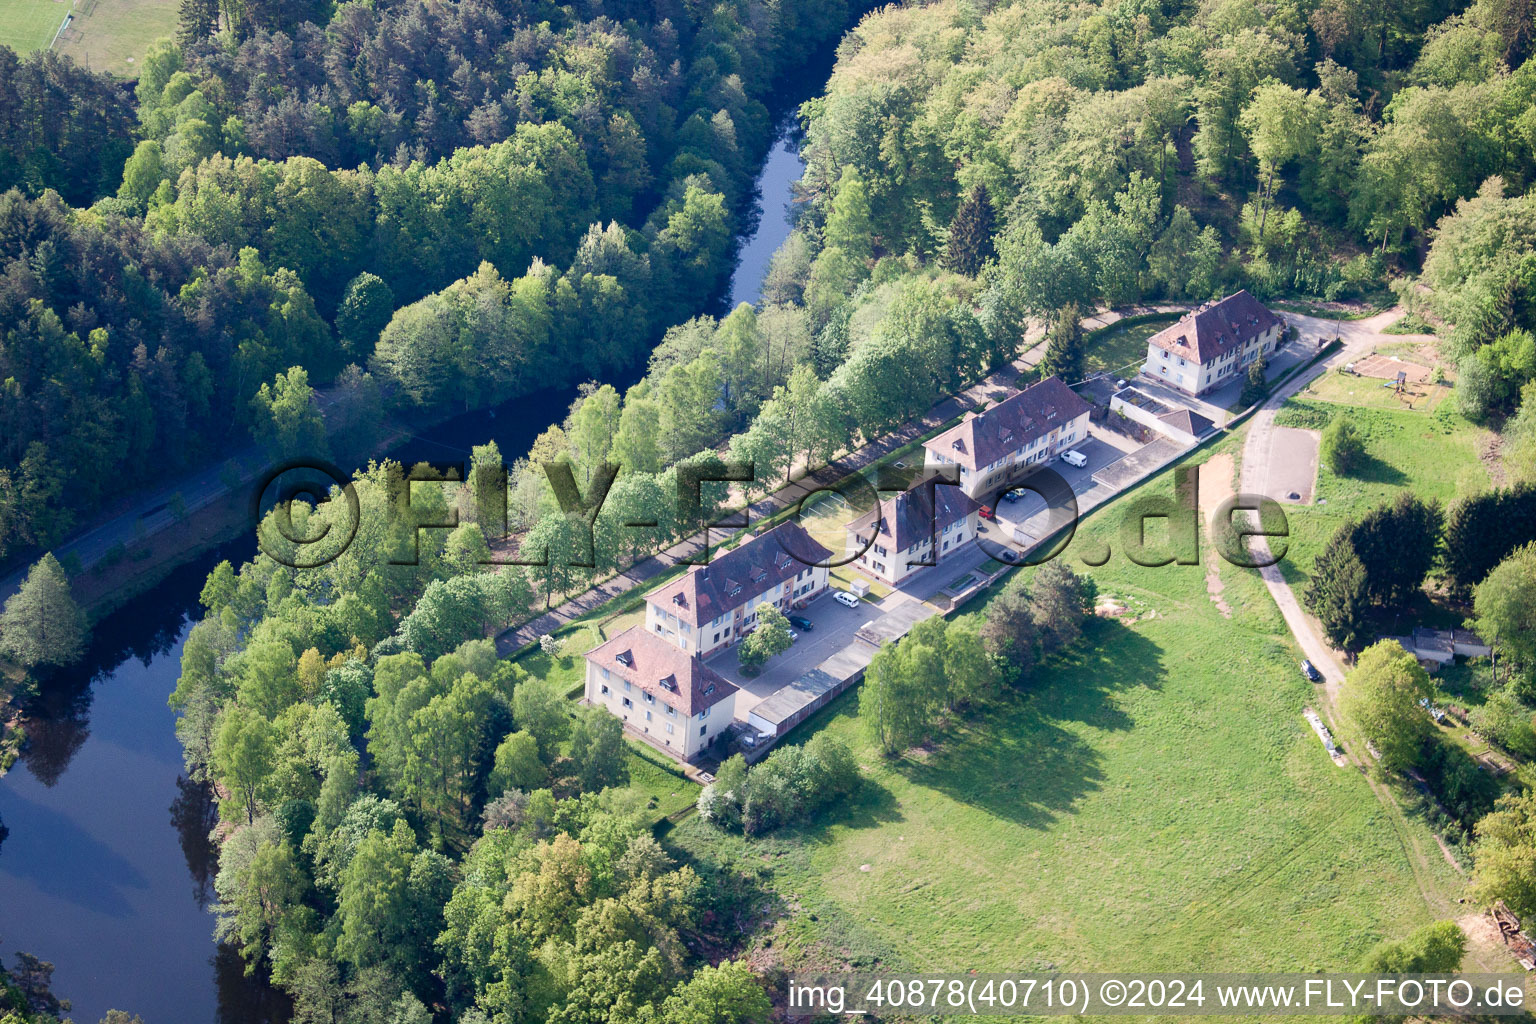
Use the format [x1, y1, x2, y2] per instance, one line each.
[1240, 306, 1476, 927]
[1199, 452, 1235, 617]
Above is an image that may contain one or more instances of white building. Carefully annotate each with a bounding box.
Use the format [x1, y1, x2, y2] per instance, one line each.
[583, 625, 738, 762]
[643, 521, 833, 658]
[1142, 290, 1284, 396]
[844, 475, 982, 586]
[923, 376, 1091, 500]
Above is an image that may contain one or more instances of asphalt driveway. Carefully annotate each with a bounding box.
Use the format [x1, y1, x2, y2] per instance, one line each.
[705, 591, 876, 712]
[1261, 426, 1321, 504]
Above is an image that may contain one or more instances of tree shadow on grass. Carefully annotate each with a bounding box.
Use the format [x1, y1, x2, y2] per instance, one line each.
[895, 619, 1166, 831]
[1348, 451, 1407, 487]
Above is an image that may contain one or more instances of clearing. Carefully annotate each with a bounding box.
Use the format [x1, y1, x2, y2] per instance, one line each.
[670, 437, 1469, 981]
[53, 0, 176, 75]
[1268, 397, 1490, 582]
[1300, 365, 1451, 414]
[0, 0, 71, 55]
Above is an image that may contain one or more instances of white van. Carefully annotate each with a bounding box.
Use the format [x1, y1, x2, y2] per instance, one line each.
[833, 590, 860, 608]
[1059, 449, 1088, 468]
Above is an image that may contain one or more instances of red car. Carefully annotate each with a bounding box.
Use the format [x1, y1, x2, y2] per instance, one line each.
[979, 505, 994, 520]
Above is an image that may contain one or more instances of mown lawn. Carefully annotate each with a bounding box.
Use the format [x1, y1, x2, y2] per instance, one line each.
[1269, 397, 1489, 582]
[1295, 366, 1450, 415]
[669, 443, 1462, 986]
[53, 0, 177, 75]
[1082, 314, 1178, 377]
[0, 0, 69, 54]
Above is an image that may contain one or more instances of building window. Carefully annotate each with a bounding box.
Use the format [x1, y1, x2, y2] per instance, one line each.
[645, 692, 654, 704]
[645, 710, 652, 721]
[666, 705, 675, 717]
[600, 684, 610, 696]
[666, 723, 674, 734]
[622, 697, 632, 708]
[699, 725, 707, 736]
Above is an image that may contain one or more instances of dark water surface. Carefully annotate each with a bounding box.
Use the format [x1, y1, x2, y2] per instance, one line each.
[0, 57, 818, 1024]
[0, 543, 290, 1024]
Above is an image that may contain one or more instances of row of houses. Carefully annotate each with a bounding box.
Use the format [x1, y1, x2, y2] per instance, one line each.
[581, 373, 1095, 764]
[575, 290, 1297, 765]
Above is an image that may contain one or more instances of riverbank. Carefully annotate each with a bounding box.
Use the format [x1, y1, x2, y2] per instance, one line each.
[0, 26, 841, 1020]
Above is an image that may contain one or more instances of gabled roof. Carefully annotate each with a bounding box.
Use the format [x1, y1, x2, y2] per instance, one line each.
[645, 521, 832, 627]
[1147, 290, 1282, 364]
[585, 625, 737, 714]
[846, 474, 982, 553]
[1157, 408, 1215, 437]
[923, 376, 1090, 472]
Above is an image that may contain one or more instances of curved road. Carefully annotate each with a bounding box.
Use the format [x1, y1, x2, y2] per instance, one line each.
[1240, 308, 1480, 924]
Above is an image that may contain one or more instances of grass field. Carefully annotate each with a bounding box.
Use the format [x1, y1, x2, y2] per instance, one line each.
[53, 0, 176, 75]
[0, 0, 71, 55]
[1269, 397, 1490, 581]
[668, 438, 1468, 990]
[1083, 314, 1178, 377]
[1295, 367, 1450, 414]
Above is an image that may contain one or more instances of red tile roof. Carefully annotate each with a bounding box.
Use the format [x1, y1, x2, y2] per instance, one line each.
[923, 376, 1090, 472]
[645, 521, 832, 627]
[1147, 290, 1282, 364]
[846, 474, 982, 553]
[584, 625, 737, 715]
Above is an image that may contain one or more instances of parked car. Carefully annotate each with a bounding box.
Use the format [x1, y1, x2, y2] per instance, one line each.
[979, 505, 994, 520]
[1059, 449, 1088, 468]
[1000, 488, 1025, 502]
[1301, 659, 1322, 682]
[833, 590, 860, 608]
[788, 630, 799, 643]
[788, 615, 814, 631]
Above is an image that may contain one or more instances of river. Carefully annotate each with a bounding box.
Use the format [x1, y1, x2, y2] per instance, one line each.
[0, 102, 810, 1023]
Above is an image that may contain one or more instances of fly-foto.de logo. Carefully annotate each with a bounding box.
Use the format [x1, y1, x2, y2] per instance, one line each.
[251, 459, 1289, 572]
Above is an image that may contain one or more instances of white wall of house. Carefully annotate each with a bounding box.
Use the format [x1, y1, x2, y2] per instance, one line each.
[849, 510, 980, 585]
[1109, 393, 1201, 445]
[584, 659, 735, 761]
[644, 565, 828, 657]
[930, 411, 1091, 499]
[1142, 323, 1281, 396]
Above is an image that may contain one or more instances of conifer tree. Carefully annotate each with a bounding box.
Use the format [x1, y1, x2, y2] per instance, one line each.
[0, 553, 87, 669]
[944, 183, 996, 276]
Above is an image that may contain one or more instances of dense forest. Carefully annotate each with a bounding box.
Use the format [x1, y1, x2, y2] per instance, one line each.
[160, 0, 1536, 1017]
[0, 0, 858, 562]
[0, 0, 1532, 1017]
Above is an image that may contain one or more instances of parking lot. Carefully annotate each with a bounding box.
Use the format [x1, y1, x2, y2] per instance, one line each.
[704, 422, 1182, 715]
[983, 436, 1126, 543]
[705, 590, 878, 712]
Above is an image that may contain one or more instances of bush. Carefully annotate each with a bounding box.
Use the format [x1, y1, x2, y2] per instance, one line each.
[1417, 733, 1499, 827]
[1467, 686, 1536, 759]
[1319, 414, 1365, 474]
[698, 736, 860, 836]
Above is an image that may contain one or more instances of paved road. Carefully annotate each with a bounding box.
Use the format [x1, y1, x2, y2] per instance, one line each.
[1239, 308, 1404, 702]
[0, 444, 266, 603]
[496, 330, 1064, 651]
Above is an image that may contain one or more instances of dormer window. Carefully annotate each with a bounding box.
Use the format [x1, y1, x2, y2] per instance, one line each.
[728, 584, 742, 597]
[615, 651, 632, 667]
[672, 593, 685, 606]
[703, 684, 715, 696]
